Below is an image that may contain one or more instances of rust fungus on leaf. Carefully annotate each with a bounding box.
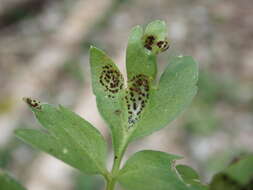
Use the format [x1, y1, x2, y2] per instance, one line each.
[99, 64, 124, 98]
[125, 74, 150, 127]
[23, 97, 42, 110]
[144, 35, 155, 51]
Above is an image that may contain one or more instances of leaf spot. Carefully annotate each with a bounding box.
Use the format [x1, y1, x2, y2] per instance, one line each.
[99, 64, 124, 98]
[125, 74, 150, 127]
[156, 40, 170, 52]
[144, 35, 155, 51]
[23, 97, 42, 110]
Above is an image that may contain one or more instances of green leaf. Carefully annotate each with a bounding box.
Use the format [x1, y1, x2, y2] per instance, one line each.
[209, 173, 241, 190]
[89, 46, 126, 156]
[0, 170, 26, 190]
[130, 55, 198, 141]
[209, 155, 253, 190]
[176, 165, 208, 190]
[176, 165, 200, 181]
[118, 150, 192, 190]
[16, 102, 108, 176]
[224, 155, 253, 185]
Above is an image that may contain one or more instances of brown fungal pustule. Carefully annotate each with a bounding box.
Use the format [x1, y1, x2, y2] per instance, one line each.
[157, 40, 170, 52]
[99, 64, 124, 99]
[144, 35, 155, 51]
[125, 74, 150, 127]
[23, 97, 42, 110]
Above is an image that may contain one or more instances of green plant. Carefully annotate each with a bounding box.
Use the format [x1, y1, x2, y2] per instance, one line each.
[16, 20, 199, 190]
[1, 20, 251, 190]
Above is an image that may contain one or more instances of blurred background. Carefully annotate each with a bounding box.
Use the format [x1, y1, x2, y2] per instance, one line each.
[0, 0, 252, 189]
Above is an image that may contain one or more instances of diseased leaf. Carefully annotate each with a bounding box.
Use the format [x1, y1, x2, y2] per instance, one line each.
[15, 20, 202, 190]
[124, 73, 151, 128]
[143, 20, 170, 54]
[130, 56, 198, 141]
[126, 20, 169, 82]
[89, 47, 126, 156]
[90, 21, 198, 150]
[124, 20, 174, 134]
[118, 150, 191, 190]
[126, 25, 156, 81]
[16, 102, 108, 176]
[0, 170, 26, 190]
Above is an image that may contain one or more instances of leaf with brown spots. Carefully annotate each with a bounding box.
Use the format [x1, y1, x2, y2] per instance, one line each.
[90, 47, 126, 156]
[143, 20, 170, 54]
[126, 25, 157, 81]
[129, 56, 198, 141]
[125, 74, 150, 128]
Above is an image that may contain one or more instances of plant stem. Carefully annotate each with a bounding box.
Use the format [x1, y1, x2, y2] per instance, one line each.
[106, 137, 129, 190]
[106, 178, 116, 190]
[105, 157, 121, 190]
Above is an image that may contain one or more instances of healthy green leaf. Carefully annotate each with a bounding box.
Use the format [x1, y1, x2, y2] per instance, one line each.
[176, 165, 208, 190]
[89, 46, 126, 156]
[0, 170, 26, 190]
[130, 55, 198, 141]
[224, 155, 253, 185]
[176, 165, 200, 181]
[209, 173, 241, 190]
[16, 101, 108, 176]
[118, 150, 192, 190]
[209, 155, 253, 190]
